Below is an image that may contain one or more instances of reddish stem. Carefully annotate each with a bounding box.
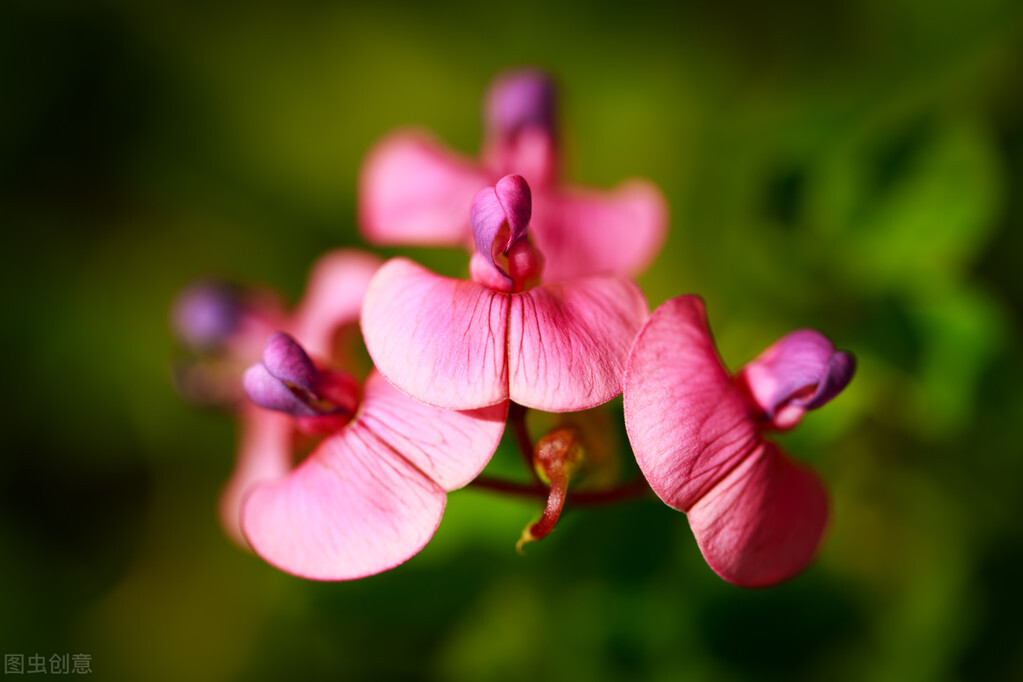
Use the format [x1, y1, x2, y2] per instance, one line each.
[508, 402, 541, 483]
[522, 470, 568, 545]
[469, 475, 652, 507]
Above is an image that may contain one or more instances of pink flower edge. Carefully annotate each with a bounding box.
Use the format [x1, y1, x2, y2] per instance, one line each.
[624, 295, 830, 587]
[362, 257, 648, 412]
[239, 372, 507, 581]
[358, 129, 488, 247]
[533, 178, 669, 281]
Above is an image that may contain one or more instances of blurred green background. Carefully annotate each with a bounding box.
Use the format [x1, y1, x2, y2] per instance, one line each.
[3, 0, 1023, 680]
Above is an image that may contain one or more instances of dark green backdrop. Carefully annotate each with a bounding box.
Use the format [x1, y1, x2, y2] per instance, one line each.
[3, 0, 1022, 680]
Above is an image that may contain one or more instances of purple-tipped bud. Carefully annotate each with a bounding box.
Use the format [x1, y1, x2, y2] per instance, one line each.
[171, 280, 244, 352]
[485, 69, 557, 142]
[243, 362, 320, 417]
[737, 329, 856, 430]
[262, 332, 319, 395]
[471, 174, 532, 274]
[800, 351, 856, 410]
[243, 332, 326, 418]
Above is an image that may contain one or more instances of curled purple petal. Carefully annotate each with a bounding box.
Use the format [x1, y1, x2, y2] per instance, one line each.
[485, 69, 556, 142]
[471, 175, 532, 278]
[242, 332, 337, 418]
[470, 186, 505, 265]
[737, 329, 856, 429]
[262, 332, 319, 394]
[800, 350, 856, 409]
[171, 279, 243, 351]
[496, 174, 532, 240]
[243, 363, 320, 417]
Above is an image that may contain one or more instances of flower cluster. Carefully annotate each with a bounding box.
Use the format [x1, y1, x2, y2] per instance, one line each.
[173, 69, 855, 586]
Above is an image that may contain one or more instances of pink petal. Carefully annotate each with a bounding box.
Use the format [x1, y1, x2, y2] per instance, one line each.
[484, 127, 558, 189]
[361, 258, 510, 410]
[624, 296, 759, 511]
[737, 329, 856, 430]
[355, 371, 507, 490]
[625, 296, 830, 587]
[219, 404, 294, 546]
[509, 277, 648, 411]
[533, 179, 668, 281]
[358, 130, 489, 247]
[688, 441, 828, 587]
[241, 420, 445, 581]
[288, 250, 381, 359]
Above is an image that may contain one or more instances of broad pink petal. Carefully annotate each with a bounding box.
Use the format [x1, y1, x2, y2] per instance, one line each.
[509, 277, 648, 412]
[358, 130, 489, 247]
[219, 404, 293, 546]
[737, 329, 856, 430]
[533, 179, 668, 281]
[289, 250, 381, 359]
[356, 372, 507, 491]
[624, 296, 759, 511]
[688, 441, 828, 587]
[241, 420, 445, 581]
[361, 258, 510, 410]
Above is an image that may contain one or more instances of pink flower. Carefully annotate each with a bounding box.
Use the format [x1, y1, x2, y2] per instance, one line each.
[220, 251, 507, 581]
[623, 296, 856, 587]
[362, 174, 649, 412]
[359, 68, 668, 281]
[217, 250, 382, 544]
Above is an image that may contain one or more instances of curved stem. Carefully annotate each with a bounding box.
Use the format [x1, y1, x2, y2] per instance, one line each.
[469, 476, 543, 497]
[508, 402, 541, 483]
[517, 469, 568, 550]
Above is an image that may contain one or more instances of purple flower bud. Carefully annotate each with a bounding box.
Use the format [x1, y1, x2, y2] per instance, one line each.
[471, 174, 532, 279]
[737, 329, 856, 430]
[243, 332, 324, 418]
[262, 332, 319, 395]
[243, 362, 320, 417]
[171, 280, 244, 352]
[800, 350, 856, 410]
[485, 69, 557, 142]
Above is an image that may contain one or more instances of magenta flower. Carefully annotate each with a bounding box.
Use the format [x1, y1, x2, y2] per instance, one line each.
[362, 174, 649, 412]
[623, 296, 855, 587]
[359, 68, 668, 281]
[215, 250, 382, 544]
[240, 335, 506, 581]
[221, 251, 506, 581]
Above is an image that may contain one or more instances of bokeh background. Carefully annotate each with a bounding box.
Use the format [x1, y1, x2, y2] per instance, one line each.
[4, 0, 1023, 680]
